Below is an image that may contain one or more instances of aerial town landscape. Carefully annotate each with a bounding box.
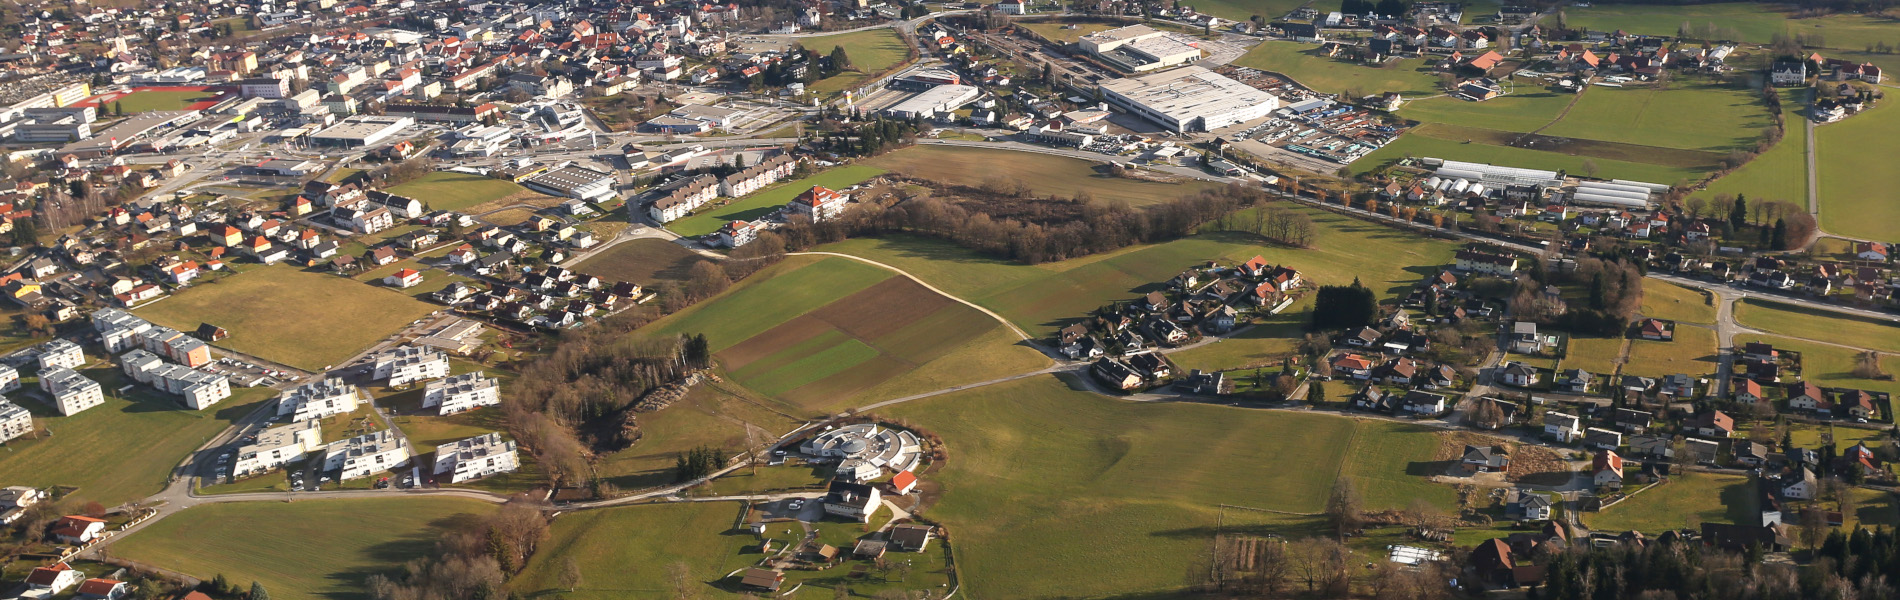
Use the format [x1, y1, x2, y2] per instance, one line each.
[0, 0, 1897, 598]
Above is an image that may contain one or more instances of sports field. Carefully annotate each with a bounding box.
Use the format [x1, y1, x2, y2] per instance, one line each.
[137, 266, 439, 370]
[1561, 336, 1627, 376]
[1233, 41, 1442, 97]
[799, 29, 911, 95]
[0, 374, 272, 507]
[1621, 326, 1718, 379]
[1816, 100, 1900, 241]
[1735, 335, 1900, 397]
[640, 256, 1047, 411]
[1541, 82, 1775, 152]
[864, 145, 1222, 206]
[113, 497, 497, 600]
[1734, 299, 1900, 354]
[571, 238, 706, 284]
[1353, 131, 1708, 185]
[1639, 280, 1715, 324]
[595, 384, 803, 490]
[384, 171, 529, 212]
[1584, 472, 1755, 534]
[664, 166, 886, 237]
[819, 205, 1456, 341]
[882, 375, 1456, 598]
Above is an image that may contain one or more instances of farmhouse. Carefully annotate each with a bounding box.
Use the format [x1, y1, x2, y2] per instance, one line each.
[421, 373, 501, 415]
[276, 378, 362, 422]
[433, 432, 520, 483]
[321, 430, 412, 480]
[800, 423, 923, 483]
[39, 367, 103, 416]
[1098, 66, 1280, 133]
[370, 345, 450, 386]
[823, 480, 882, 522]
[232, 420, 323, 476]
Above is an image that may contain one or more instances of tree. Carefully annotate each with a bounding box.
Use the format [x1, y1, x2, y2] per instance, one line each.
[1579, 158, 1600, 178]
[1472, 398, 1506, 429]
[249, 582, 269, 600]
[1731, 193, 1749, 230]
[1772, 218, 1789, 250]
[1308, 380, 1326, 404]
[684, 260, 730, 301]
[1325, 479, 1364, 537]
[559, 556, 584, 591]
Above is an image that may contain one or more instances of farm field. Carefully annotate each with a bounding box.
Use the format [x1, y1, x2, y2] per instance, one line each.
[881, 375, 1458, 599]
[1621, 326, 1719, 378]
[817, 204, 1458, 340]
[1584, 472, 1756, 534]
[571, 238, 707, 284]
[664, 165, 886, 237]
[1816, 97, 1900, 241]
[1232, 41, 1441, 97]
[1734, 334, 1900, 397]
[1562, 336, 1628, 376]
[1181, 0, 1307, 21]
[384, 171, 530, 212]
[1639, 280, 1715, 324]
[137, 266, 438, 370]
[0, 376, 273, 507]
[113, 497, 497, 600]
[1694, 95, 1808, 206]
[864, 144, 1221, 206]
[1398, 92, 1576, 134]
[1734, 299, 1900, 354]
[594, 384, 802, 490]
[103, 89, 218, 113]
[1539, 82, 1775, 152]
[1353, 130, 1709, 185]
[643, 255, 1043, 410]
[799, 29, 910, 95]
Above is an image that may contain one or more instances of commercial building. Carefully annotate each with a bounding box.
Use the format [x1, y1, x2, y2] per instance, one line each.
[800, 423, 923, 483]
[38, 367, 103, 416]
[232, 420, 323, 476]
[370, 345, 449, 386]
[322, 430, 412, 480]
[1078, 25, 1202, 72]
[0, 400, 31, 444]
[277, 378, 361, 421]
[1098, 66, 1280, 132]
[310, 115, 414, 148]
[385, 103, 501, 123]
[522, 164, 617, 201]
[882, 84, 981, 119]
[421, 373, 501, 415]
[60, 110, 201, 157]
[432, 432, 520, 483]
[641, 104, 744, 133]
[1427, 158, 1565, 188]
[237, 78, 291, 99]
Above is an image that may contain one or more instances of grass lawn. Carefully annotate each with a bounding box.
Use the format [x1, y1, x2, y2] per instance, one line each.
[511, 501, 750, 598]
[1816, 99, 1900, 242]
[1640, 280, 1715, 324]
[114, 497, 497, 600]
[818, 204, 1457, 339]
[384, 171, 530, 213]
[798, 29, 910, 95]
[1584, 472, 1756, 534]
[1562, 336, 1627, 376]
[1788, 422, 1890, 449]
[0, 377, 273, 507]
[572, 238, 707, 284]
[1353, 130, 1709, 186]
[664, 165, 886, 237]
[1233, 41, 1442, 97]
[1540, 81, 1775, 152]
[1622, 326, 1718, 378]
[1165, 295, 1308, 374]
[1734, 299, 1900, 354]
[1694, 94, 1808, 206]
[594, 383, 803, 491]
[136, 266, 439, 370]
[864, 145, 1221, 207]
[1734, 334, 1900, 397]
[1399, 92, 1576, 134]
[107, 89, 217, 113]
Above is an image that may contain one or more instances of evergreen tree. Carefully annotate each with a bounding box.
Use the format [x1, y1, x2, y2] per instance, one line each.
[1308, 380, 1325, 404]
[250, 582, 270, 600]
[1730, 193, 1749, 230]
[1772, 218, 1788, 250]
[829, 45, 851, 70]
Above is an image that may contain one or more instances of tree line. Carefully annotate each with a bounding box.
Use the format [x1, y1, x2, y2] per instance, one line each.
[1534, 529, 1897, 600]
[366, 497, 552, 600]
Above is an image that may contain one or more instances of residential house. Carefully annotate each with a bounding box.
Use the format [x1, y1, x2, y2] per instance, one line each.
[1331, 353, 1374, 379]
[1545, 412, 1583, 443]
[1585, 427, 1623, 451]
[1593, 451, 1625, 490]
[1498, 361, 1539, 387]
[1685, 410, 1734, 438]
[50, 515, 106, 543]
[1462, 444, 1511, 472]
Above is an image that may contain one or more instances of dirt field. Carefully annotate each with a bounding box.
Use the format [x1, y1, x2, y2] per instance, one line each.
[572, 238, 706, 284]
[1436, 430, 1573, 486]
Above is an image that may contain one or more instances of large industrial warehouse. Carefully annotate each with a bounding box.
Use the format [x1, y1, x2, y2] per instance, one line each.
[1097, 66, 1280, 133]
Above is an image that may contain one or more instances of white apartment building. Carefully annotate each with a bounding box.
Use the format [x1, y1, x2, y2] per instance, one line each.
[322, 430, 412, 480]
[93, 308, 154, 353]
[0, 364, 18, 394]
[421, 373, 500, 415]
[36, 339, 84, 371]
[233, 420, 323, 476]
[371, 346, 450, 387]
[717, 154, 796, 197]
[38, 367, 103, 416]
[120, 349, 232, 409]
[432, 432, 519, 483]
[277, 379, 362, 421]
[0, 400, 32, 444]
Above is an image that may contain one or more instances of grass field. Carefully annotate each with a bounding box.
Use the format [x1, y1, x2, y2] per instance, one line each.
[1816, 100, 1900, 242]
[595, 383, 803, 490]
[818, 204, 1457, 341]
[0, 375, 273, 507]
[1165, 295, 1308, 373]
[880, 375, 1457, 598]
[1399, 93, 1577, 134]
[137, 267, 439, 370]
[1549, 4, 1900, 71]
[640, 256, 1045, 410]
[1584, 472, 1755, 534]
[664, 166, 886, 237]
[1694, 93, 1808, 206]
[114, 497, 496, 600]
[106, 89, 218, 113]
[571, 238, 707, 284]
[1562, 336, 1628, 376]
[1735, 334, 1900, 396]
[864, 145, 1221, 207]
[384, 171, 530, 213]
[1734, 299, 1900, 354]
[1353, 130, 1710, 185]
[798, 29, 911, 95]
[1233, 41, 1442, 97]
[1640, 280, 1715, 324]
[1180, 0, 1307, 21]
[1019, 21, 1116, 43]
[1622, 326, 1718, 378]
[1540, 82, 1775, 152]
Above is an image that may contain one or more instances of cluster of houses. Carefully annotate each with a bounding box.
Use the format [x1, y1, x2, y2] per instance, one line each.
[434, 263, 644, 329]
[1731, 341, 1887, 423]
[1060, 256, 1302, 390]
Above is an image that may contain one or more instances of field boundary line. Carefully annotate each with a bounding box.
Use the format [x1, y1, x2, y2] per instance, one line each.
[788, 252, 1033, 342]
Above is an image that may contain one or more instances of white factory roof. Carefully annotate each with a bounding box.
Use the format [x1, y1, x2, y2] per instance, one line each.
[1098, 66, 1278, 123]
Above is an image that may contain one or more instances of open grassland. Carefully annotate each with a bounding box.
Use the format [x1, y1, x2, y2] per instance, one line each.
[1640, 280, 1716, 324]
[1816, 97, 1900, 241]
[571, 238, 707, 284]
[643, 256, 1042, 410]
[1233, 41, 1441, 97]
[1694, 96, 1808, 206]
[1735, 299, 1900, 354]
[882, 375, 1458, 598]
[108, 89, 217, 113]
[1562, 336, 1628, 376]
[864, 145, 1221, 206]
[596, 384, 802, 490]
[137, 267, 438, 370]
[1735, 334, 1900, 396]
[665, 166, 886, 237]
[1622, 326, 1719, 378]
[0, 378, 273, 507]
[114, 497, 496, 600]
[1400, 93, 1576, 134]
[1584, 472, 1755, 534]
[1404, 122, 1722, 169]
[818, 204, 1457, 340]
[799, 29, 910, 95]
[1180, 0, 1307, 21]
[643, 256, 890, 348]
[1540, 82, 1775, 152]
[1354, 131, 1709, 185]
[385, 171, 530, 212]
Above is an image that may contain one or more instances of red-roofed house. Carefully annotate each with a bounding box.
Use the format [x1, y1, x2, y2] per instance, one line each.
[890, 470, 918, 495]
[1331, 354, 1374, 379]
[77, 578, 129, 599]
[24, 563, 82, 594]
[50, 515, 106, 543]
[789, 186, 846, 222]
[1239, 255, 1270, 278]
[1593, 451, 1625, 489]
[384, 268, 424, 289]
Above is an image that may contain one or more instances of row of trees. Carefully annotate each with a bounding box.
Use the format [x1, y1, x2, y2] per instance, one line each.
[366, 498, 551, 600]
[1536, 535, 1895, 600]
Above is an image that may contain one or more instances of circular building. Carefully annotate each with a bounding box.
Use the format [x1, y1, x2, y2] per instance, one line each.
[799, 423, 923, 482]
